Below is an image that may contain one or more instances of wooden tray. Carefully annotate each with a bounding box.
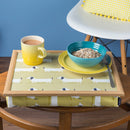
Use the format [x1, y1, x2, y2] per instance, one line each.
[3, 50, 124, 96]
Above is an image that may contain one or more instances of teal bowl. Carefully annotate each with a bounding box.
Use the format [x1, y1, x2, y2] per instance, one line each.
[67, 41, 106, 68]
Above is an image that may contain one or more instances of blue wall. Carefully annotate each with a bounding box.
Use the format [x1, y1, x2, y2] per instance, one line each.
[0, 0, 129, 57]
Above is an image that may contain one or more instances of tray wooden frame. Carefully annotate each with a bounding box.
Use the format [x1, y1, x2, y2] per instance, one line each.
[3, 50, 124, 96]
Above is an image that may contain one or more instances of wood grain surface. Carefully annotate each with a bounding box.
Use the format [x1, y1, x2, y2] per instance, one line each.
[0, 55, 130, 130]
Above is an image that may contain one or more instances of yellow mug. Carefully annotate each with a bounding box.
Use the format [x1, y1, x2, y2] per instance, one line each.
[21, 35, 47, 66]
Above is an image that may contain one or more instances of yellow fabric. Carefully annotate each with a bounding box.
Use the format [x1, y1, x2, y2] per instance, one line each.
[6, 96, 119, 107]
[82, 0, 130, 21]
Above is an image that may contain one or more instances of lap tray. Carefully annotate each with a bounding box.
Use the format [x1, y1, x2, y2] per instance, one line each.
[4, 50, 124, 107]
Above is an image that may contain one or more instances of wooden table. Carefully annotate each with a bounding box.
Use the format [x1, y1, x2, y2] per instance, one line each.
[0, 50, 130, 130]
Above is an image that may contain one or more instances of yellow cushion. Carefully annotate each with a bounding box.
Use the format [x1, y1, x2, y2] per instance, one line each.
[82, 0, 130, 21]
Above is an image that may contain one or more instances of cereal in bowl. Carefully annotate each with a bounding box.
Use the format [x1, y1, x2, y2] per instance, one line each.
[72, 48, 101, 58]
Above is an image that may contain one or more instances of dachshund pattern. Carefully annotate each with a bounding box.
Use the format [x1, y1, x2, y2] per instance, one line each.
[8, 52, 119, 108]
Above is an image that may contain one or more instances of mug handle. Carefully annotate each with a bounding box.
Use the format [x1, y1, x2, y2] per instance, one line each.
[38, 47, 47, 58]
